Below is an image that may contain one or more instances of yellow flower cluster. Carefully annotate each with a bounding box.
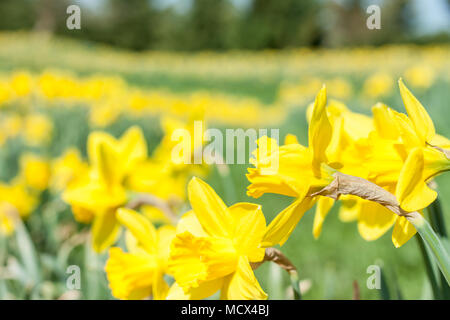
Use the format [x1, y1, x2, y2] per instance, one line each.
[55, 80, 450, 300]
[1, 34, 449, 300]
[0, 71, 286, 130]
[0, 112, 53, 147]
[248, 80, 450, 248]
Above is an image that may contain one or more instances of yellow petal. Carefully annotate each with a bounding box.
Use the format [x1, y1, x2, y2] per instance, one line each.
[423, 147, 450, 180]
[156, 225, 176, 264]
[392, 216, 417, 248]
[118, 126, 148, 171]
[124, 230, 141, 254]
[220, 256, 267, 300]
[105, 247, 157, 300]
[227, 203, 266, 262]
[313, 196, 334, 239]
[62, 180, 127, 214]
[87, 132, 116, 175]
[284, 134, 299, 145]
[176, 210, 208, 237]
[152, 270, 170, 300]
[247, 141, 314, 198]
[396, 148, 437, 212]
[116, 208, 157, 254]
[308, 85, 331, 170]
[357, 201, 396, 241]
[187, 177, 230, 238]
[262, 195, 316, 247]
[71, 205, 95, 224]
[372, 103, 400, 140]
[166, 279, 223, 300]
[392, 110, 422, 150]
[94, 138, 121, 186]
[92, 209, 121, 253]
[338, 196, 360, 222]
[398, 79, 435, 143]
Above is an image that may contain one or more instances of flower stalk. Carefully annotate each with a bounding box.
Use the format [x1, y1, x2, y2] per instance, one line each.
[251, 247, 302, 299]
[426, 195, 450, 298]
[125, 193, 179, 224]
[416, 234, 441, 299]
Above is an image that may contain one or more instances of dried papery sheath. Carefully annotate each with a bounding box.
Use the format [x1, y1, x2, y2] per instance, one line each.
[312, 172, 408, 217]
[251, 247, 297, 274]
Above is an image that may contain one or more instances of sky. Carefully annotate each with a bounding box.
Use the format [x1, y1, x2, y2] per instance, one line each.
[411, 0, 450, 35]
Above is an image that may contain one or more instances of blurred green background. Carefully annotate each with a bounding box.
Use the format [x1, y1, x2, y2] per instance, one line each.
[0, 0, 449, 50]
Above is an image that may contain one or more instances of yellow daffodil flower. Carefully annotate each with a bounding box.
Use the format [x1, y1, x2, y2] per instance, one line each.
[10, 71, 33, 97]
[105, 208, 176, 300]
[0, 182, 37, 235]
[247, 86, 337, 246]
[363, 72, 393, 98]
[323, 81, 450, 247]
[23, 113, 53, 146]
[393, 80, 450, 211]
[50, 148, 89, 192]
[168, 177, 267, 300]
[63, 126, 148, 252]
[17, 153, 51, 191]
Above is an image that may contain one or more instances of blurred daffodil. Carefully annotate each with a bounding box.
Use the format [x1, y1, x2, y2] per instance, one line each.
[404, 65, 435, 89]
[63, 126, 148, 252]
[17, 153, 51, 191]
[10, 71, 33, 97]
[0, 182, 37, 235]
[363, 72, 393, 98]
[50, 148, 89, 192]
[23, 113, 53, 146]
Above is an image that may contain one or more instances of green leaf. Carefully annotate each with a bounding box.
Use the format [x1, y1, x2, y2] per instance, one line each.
[409, 213, 450, 286]
[14, 220, 41, 289]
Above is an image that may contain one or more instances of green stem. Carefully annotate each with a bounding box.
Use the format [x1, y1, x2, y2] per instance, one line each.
[408, 212, 450, 285]
[427, 196, 450, 299]
[416, 234, 441, 299]
[379, 265, 391, 300]
[289, 271, 301, 300]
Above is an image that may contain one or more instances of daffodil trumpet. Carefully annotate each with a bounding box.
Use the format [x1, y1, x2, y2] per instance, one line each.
[313, 171, 450, 284]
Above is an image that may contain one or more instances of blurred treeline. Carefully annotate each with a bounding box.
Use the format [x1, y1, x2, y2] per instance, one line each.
[0, 0, 449, 51]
